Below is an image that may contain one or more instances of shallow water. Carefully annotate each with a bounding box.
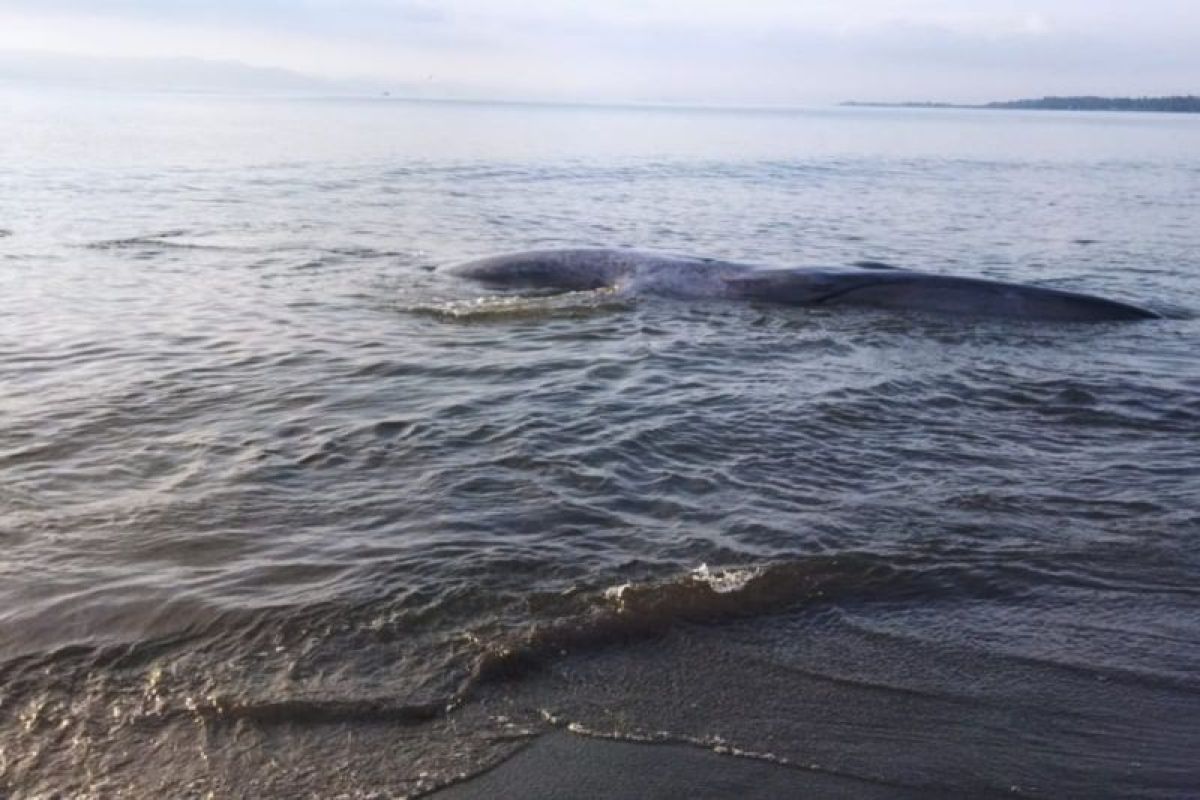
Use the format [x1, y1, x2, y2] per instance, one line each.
[1, 90, 1199, 797]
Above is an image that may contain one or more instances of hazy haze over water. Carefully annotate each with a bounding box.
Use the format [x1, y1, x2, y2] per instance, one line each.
[1, 1, 1199, 103]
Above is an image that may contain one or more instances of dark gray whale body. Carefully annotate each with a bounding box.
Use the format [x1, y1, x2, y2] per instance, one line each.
[448, 248, 1159, 322]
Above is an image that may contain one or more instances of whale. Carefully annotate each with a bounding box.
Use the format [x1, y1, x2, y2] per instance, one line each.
[447, 248, 1160, 322]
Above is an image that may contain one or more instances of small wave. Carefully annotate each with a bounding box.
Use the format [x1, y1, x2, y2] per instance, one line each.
[539, 708, 791, 763]
[185, 695, 446, 726]
[325, 245, 405, 259]
[468, 555, 973, 686]
[408, 288, 629, 321]
[82, 230, 234, 251]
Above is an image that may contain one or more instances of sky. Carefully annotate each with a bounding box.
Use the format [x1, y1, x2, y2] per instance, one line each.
[0, 1, 1197, 104]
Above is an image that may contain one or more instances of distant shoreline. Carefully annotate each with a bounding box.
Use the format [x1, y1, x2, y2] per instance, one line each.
[843, 96, 1200, 114]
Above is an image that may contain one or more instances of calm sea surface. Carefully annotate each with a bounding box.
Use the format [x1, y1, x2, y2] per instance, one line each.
[1, 90, 1198, 798]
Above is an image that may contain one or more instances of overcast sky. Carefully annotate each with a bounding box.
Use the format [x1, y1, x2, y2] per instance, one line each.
[0, 1, 1197, 103]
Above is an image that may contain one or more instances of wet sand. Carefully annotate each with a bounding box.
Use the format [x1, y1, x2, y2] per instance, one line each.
[429, 731, 952, 799]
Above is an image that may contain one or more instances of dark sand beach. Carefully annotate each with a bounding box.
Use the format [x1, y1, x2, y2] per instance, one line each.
[430, 731, 939, 800]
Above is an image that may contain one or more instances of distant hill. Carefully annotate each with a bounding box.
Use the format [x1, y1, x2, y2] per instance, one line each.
[844, 96, 1200, 114]
[985, 96, 1200, 112]
[0, 50, 333, 93]
[0, 50, 434, 96]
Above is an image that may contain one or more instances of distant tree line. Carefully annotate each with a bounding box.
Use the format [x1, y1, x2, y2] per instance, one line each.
[843, 96, 1200, 113]
[984, 96, 1200, 113]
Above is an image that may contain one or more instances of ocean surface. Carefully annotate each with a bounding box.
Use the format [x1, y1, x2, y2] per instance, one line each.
[1, 90, 1198, 798]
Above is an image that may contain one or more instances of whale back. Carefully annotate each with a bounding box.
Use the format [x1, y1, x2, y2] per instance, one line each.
[728, 269, 1160, 321]
[448, 248, 636, 291]
[447, 248, 1160, 322]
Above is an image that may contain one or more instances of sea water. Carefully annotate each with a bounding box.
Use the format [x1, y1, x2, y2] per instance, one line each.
[1, 89, 1198, 797]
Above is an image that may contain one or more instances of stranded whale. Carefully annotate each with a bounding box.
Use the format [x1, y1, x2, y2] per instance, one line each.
[448, 248, 1159, 322]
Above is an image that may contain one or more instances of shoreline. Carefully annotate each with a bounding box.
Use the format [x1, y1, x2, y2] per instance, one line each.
[426, 731, 944, 800]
